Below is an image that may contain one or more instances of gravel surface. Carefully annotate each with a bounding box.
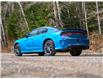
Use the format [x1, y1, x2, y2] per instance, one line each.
[1, 50, 103, 78]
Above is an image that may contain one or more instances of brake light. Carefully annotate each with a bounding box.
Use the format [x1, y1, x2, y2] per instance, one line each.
[72, 32, 81, 34]
[61, 32, 72, 36]
[61, 32, 83, 36]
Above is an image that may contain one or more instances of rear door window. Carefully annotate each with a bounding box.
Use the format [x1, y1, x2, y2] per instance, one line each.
[38, 28, 48, 34]
[29, 29, 38, 37]
[29, 28, 47, 37]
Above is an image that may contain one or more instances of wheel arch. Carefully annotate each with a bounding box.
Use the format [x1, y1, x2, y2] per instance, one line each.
[14, 42, 22, 50]
[43, 38, 55, 48]
[43, 38, 53, 44]
[14, 42, 19, 47]
[14, 42, 23, 49]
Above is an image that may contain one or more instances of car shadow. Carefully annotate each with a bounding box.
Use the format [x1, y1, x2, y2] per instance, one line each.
[22, 53, 103, 57]
[81, 54, 103, 56]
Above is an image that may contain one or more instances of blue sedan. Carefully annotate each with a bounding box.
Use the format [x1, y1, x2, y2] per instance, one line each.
[14, 26, 89, 56]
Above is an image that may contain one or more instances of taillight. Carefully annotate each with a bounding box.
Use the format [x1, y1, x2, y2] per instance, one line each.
[72, 32, 81, 34]
[61, 32, 87, 36]
[61, 32, 72, 36]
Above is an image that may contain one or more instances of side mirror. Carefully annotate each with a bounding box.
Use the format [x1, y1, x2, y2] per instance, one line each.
[25, 33, 30, 38]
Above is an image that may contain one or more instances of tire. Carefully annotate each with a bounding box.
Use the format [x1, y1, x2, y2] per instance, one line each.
[70, 50, 82, 56]
[14, 44, 22, 56]
[43, 40, 56, 56]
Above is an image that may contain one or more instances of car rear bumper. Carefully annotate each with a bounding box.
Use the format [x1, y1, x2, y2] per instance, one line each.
[56, 45, 89, 52]
[67, 45, 89, 50]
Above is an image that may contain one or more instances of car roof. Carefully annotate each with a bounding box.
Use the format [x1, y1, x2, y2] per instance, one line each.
[40, 26, 57, 29]
[32, 26, 53, 30]
[37, 26, 58, 30]
[37, 26, 60, 32]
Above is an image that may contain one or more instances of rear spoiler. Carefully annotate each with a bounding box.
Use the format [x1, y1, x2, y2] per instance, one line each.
[62, 29, 87, 34]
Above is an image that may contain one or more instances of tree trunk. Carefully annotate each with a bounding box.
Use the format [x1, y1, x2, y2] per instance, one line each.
[53, 2, 58, 27]
[83, 2, 89, 34]
[96, 1, 102, 34]
[18, 2, 30, 32]
[0, 2, 8, 47]
[56, 1, 63, 27]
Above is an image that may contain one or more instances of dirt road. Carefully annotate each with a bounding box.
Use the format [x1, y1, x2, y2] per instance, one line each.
[1, 51, 103, 78]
